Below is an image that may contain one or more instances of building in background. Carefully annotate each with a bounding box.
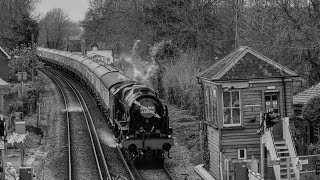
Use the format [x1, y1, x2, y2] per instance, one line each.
[0, 47, 11, 82]
[66, 35, 82, 52]
[86, 42, 115, 65]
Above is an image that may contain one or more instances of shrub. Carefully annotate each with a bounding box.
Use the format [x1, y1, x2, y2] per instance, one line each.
[162, 51, 201, 115]
[303, 94, 320, 125]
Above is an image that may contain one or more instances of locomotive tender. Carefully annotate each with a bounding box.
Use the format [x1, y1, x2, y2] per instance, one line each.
[37, 47, 174, 165]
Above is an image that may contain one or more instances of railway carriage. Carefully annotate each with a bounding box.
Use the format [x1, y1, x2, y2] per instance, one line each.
[67, 53, 77, 74]
[65, 53, 75, 72]
[37, 47, 174, 166]
[54, 50, 63, 68]
[86, 61, 100, 95]
[78, 58, 89, 84]
[93, 65, 109, 101]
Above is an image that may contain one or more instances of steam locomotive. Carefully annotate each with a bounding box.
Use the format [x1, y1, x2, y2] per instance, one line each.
[37, 48, 174, 165]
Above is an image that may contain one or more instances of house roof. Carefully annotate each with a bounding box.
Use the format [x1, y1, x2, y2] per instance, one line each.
[90, 42, 98, 48]
[0, 47, 11, 59]
[0, 78, 9, 86]
[197, 46, 298, 81]
[293, 82, 320, 105]
[87, 50, 113, 58]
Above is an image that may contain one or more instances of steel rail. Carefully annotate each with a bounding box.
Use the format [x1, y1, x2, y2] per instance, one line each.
[39, 69, 72, 180]
[43, 68, 104, 180]
[65, 76, 113, 180]
[116, 146, 138, 180]
[49, 68, 111, 180]
[50, 67, 136, 180]
[163, 164, 176, 180]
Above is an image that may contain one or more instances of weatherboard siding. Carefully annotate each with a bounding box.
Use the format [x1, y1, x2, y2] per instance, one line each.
[207, 126, 220, 179]
[250, 81, 293, 117]
[221, 89, 262, 159]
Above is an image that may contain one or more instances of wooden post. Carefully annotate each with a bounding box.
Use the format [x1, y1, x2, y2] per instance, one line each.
[1, 141, 5, 180]
[20, 148, 25, 167]
[199, 121, 202, 158]
[287, 156, 291, 180]
[301, 138, 304, 155]
[226, 159, 229, 180]
[31, 33, 35, 84]
[260, 112, 265, 180]
[37, 102, 40, 128]
[260, 136, 264, 180]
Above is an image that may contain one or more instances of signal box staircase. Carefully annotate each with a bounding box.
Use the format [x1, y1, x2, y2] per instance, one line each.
[264, 117, 299, 180]
[274, 139, 297, 180]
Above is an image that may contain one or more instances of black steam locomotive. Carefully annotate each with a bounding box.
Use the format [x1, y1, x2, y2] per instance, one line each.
[37, 48, 174, 165]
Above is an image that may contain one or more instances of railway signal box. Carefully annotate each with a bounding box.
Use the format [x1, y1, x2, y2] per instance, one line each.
[197, 46, 299, 180]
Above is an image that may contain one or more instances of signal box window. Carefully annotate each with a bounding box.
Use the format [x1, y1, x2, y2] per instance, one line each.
[205, 87, 218, 126]
[223, 91, 241, 127]
[205, 88, 210, 122]
[265, 93, 279, 113]
[238, 148, 247, 159]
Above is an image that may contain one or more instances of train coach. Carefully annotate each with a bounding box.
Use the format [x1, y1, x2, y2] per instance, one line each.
[37, 47, 174, 165]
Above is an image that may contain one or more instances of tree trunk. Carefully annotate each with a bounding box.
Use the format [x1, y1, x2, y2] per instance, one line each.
[310, 123, 314, 143]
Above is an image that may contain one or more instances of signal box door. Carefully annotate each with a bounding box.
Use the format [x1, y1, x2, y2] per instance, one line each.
[265, 92, 282, 139]
[234, 163, 248, 180]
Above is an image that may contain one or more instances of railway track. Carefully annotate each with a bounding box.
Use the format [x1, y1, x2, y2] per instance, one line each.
[44, 67, 137, 180]
[58, 68, 177, 180]
[42, 67, 177, 180]
[132, 164, 176, 180]
[41, 68, 110, 180]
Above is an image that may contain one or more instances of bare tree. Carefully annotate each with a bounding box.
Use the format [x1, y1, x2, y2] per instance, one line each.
[38, 8, 78, 50]
[238, 0, 320, 86]
[0, 0, 38, 48]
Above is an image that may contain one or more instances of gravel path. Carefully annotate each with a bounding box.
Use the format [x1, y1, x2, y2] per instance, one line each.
[40, 71, 68, 180]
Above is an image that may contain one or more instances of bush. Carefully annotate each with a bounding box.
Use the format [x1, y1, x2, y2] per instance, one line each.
[162, 51, 201, 115]
[303, 94, 320, 125]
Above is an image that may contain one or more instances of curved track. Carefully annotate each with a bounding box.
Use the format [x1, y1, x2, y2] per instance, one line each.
[52, 68, 136, 180]
[42, 67, 176, 180]
[41, 68, 110, 180]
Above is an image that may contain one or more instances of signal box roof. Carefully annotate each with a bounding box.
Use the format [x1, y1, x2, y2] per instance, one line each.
[197, 46, 298, 82]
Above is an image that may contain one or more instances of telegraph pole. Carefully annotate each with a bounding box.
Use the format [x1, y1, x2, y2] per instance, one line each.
[234, 0, 239, 50]
[31, 33, 35, 84]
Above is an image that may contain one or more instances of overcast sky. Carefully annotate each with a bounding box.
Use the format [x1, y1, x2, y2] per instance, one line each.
[35, 0, 90, 21]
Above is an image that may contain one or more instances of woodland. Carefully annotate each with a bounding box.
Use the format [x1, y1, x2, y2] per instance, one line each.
[81, 0, 320, 117]
[1, 0, 320, 117]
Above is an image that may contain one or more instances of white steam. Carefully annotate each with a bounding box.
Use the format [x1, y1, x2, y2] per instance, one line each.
[121, 40, 158, 84]
[97, 128, 118, 148]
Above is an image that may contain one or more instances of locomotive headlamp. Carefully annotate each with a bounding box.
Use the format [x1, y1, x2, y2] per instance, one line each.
[168, 135, 172, 138]
[126, 136, 130, 140]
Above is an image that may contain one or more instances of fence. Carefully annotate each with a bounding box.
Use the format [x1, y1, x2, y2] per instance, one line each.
[295, 155, 320, 180]
[222, 155, 320, 180]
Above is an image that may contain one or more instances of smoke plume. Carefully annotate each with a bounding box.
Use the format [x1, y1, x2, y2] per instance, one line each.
[120, 40, 158, 84]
